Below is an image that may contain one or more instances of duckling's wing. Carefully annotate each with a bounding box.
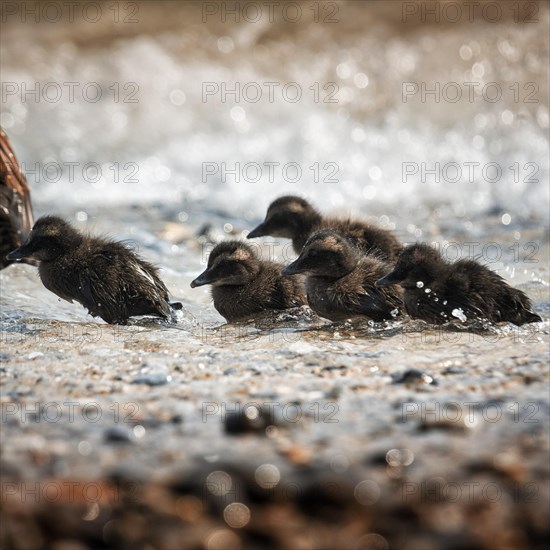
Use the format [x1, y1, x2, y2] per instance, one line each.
[414, 290, 484, 323]
[77, 263, 120, 322]
[413, 272, 486, 323]
[355, 287, 399, 321]
[447, 262, 496, 320]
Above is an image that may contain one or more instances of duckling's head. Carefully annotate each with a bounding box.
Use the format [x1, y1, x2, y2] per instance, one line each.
[282, 229, 358, 278]
[247, 195, 321, 240]
[190, 241, 261, 287]
[376, 243, 444, 289]
[6, 216, 82, 262]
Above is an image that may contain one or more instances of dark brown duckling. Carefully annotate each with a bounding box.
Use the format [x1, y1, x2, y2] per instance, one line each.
[190, 240, 306, 322]
[376, 243, 542, 326]
[0, 128, 34, 269]
[247, 195, 402, 260]
[282, 229, 403, 322]
[7, 216, 181, 324]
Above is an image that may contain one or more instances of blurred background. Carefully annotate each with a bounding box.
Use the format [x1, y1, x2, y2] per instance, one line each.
[1, 0, 548, 228]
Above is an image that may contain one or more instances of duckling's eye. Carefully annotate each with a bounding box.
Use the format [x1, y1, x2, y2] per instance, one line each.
[308, 249, 319, 258]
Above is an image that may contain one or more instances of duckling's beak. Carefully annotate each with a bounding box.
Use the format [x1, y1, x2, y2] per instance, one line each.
[282, 259, 304, 276]
[375, 271, 401, 287]
[247, 223, 267, 239]
[190, 269, 216, 288]
[6, 243, 32, 261]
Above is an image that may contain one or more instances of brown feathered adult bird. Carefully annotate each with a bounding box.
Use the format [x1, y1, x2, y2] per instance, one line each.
[0, 127, 34, 269]
[190, 240, 306, 322]
[247, 195, 402, 260]
[283, 229, 403, 322]
[376, 243, 541, 326]
[7, 216, 181, 324]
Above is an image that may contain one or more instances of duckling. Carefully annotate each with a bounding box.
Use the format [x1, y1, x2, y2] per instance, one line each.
[376, 243, 541, 326]
[247, 195, 401, 260]
[190, 240, 306, 322]
[0, 128, 34, 269]
[282, 229, 403, 322]
[7, 216, 181, 324]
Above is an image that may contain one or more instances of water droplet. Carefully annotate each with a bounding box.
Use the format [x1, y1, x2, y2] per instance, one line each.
[133, 425, 146, 438]
[169, 89, 186, 106]
[451, 308, 467, 322]
[217, 36, 234, 53]
[223, 502, 250, 528]
[255, 464, 280, 489]
[459, 44, 473, 60]
[230, 106, 246, 122]
[416, 281, 424, 288]
[336, 63, 351, 79]
[354, 480, 380, 505]
[78, 440, 92, 456]
[353, 72, 369, 88]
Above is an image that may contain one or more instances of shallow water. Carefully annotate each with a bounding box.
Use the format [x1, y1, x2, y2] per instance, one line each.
[1, 1, 549, 548]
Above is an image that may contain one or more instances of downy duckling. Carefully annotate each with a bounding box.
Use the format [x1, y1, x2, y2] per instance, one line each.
[7, 216, 181, 324]
[190, 240, 306, 322]
[376, 243, 541, 325]
[282, 229, 403, 322]
[0, 128, 34, 269]
[247, 195, 402, 260]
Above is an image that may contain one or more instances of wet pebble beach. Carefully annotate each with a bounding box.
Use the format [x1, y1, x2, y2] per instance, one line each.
[2, 207, 549, 549]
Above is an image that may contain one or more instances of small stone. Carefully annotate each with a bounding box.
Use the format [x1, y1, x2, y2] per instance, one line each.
[392, 369, 438, 386]
[132, 373, 171, 386]
[444, 366, 466, 375]
[224, 403, 286, 435]
[283, 445, 312, 465]
[321, 365, 348, 372]
[104, 426, 132, 443]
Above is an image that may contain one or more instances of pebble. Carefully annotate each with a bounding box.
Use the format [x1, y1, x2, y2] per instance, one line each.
[25, 352, 44, 360]
[224, 404, 285, 435]
[132, 373, 171, 386]
[443, 366, 466, 374]
[104, 427, 133, 443]
[392, 369, 438, 386]
[132, 363, 172, 386]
